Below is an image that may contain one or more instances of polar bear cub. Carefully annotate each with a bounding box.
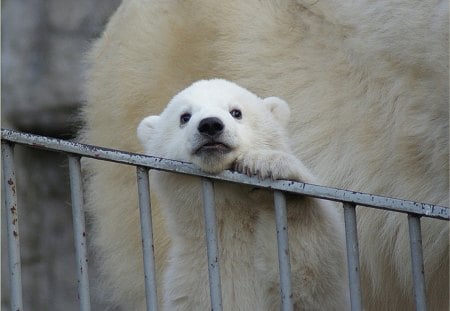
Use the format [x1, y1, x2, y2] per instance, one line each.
[137, 79, 349, 310]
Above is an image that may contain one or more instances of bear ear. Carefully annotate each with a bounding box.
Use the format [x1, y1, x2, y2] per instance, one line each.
[137, 115, 160, 146]
[262, 96, 290, 126]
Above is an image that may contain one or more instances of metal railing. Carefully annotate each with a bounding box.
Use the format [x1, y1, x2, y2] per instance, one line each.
[1, 128, 449, 311]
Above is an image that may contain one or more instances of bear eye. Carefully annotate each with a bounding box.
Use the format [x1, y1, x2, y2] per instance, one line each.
[180, 113, 191, 125]
[230, 109, 242, 119]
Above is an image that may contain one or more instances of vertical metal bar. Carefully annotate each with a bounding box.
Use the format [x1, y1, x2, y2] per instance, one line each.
[1, 142, 24, 311]
[68, 155, 91, 311]
[201, 178, 223, 311]
[343, 202, 362, 311]
[273, 191, 293, 311]
[408, 214, 427, 311]
[136, 166, 158, 311]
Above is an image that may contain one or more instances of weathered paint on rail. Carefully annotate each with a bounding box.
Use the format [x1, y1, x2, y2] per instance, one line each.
[2, 128, 449, 220]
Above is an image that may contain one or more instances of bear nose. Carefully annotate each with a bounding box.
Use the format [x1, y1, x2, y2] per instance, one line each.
[198, 117, 224, 137]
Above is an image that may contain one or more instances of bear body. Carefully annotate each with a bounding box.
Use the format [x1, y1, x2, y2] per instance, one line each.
[81, 1, 448, 310]
[136, 79, 348, 310]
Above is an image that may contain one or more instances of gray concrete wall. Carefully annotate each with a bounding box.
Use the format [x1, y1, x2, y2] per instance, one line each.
[2, 1, 121, 310]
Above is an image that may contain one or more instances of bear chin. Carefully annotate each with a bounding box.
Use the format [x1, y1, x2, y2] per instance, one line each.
[192, 150, 236, 174]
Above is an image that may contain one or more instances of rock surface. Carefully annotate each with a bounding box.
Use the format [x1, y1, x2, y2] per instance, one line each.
[2, 1, 121, 310]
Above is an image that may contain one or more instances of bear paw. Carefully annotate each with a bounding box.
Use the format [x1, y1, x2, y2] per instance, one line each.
[234, 150, 313, 183]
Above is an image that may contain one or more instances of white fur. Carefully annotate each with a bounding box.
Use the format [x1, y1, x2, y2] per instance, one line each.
[137, 79, 348, 310]
[81, 1, 448, 310]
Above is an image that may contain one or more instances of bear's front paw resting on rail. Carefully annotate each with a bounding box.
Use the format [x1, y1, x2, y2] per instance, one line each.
[234, 150, 312, 182]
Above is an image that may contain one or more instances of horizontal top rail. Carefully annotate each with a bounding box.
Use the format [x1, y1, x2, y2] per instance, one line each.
[2, 128, 449, 220]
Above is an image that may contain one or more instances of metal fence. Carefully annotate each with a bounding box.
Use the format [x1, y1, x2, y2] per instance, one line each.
[2, 128, 449, 311]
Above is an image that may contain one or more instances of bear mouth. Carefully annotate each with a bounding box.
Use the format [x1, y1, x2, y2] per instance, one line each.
[195, 142, 232, 154]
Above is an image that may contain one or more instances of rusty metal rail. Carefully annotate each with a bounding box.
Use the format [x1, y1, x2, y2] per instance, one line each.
[2, 128, 449, 311]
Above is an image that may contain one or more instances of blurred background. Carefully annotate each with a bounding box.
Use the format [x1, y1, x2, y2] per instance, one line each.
[2, 1, 121, 310]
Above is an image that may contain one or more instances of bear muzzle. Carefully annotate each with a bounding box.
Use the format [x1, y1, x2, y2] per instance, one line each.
[198, 117, 224, 138]
[193, 117, 233, 155]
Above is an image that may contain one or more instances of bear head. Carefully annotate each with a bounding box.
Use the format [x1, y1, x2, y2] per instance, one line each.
[137, 79, 291, 173]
